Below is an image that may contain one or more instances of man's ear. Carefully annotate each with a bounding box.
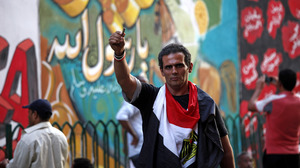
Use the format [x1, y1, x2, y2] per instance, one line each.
[32, 111, 39, 119]
[160, 68, 165, 77]
[188, 63, 193, 73]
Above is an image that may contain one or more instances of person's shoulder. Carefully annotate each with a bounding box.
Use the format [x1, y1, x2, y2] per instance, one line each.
[51, 127, 68, 144]
[20, 129, 44, 145]
[264, 93, 286, 102]
[18, 133, 33, 144]
[133, 83, 161, 108]
[196, 86, 215, 103]
[50, 126, 67, 138]
[142, 82, 160, 91]
[141, 83, 161, 96]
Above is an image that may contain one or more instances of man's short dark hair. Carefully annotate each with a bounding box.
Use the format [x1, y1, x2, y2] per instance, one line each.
[158, 43, 191, 69]
[22, 99, 52, 121]
[72, 158, 93, 168]
[279, 69, 297, 91]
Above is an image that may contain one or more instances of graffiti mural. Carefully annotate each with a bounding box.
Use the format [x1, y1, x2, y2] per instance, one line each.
[239, 0, 300, 166]
[0, 0, 41, 161]
[1, 0, 240, 166]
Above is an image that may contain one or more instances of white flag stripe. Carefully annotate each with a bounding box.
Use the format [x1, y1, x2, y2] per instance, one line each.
[153, 85, 194, 157]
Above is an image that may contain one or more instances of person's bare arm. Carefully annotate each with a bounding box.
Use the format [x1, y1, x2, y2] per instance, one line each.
[121, 128, 128, 155]
[248, 76, 265, 111]
[119, 120, 139, 146]
[220, 135, 235, 168]
[109, 31, 137, 100]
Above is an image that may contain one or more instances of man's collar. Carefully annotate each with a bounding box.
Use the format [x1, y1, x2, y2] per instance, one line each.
[280, 90, 294, 95]
[24, 121, 51, 134]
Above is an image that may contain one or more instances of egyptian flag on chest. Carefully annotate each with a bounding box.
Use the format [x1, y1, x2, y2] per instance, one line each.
[153, 81, 200, 167]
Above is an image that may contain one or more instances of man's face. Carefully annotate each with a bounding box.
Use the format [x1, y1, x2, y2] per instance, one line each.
[160, 52, 193, 92]
[238, 154, 253, 168]
[28, 109, 35, 127]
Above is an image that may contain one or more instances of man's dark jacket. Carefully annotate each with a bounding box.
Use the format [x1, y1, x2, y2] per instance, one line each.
[134, 86, 225, 168]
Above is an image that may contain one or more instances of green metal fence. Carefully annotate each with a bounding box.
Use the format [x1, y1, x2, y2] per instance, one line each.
[240, 113, 265, 168]
[223, 114, 241, 159]
[2, 114, 265, 168]
[221, 113, 265, 168]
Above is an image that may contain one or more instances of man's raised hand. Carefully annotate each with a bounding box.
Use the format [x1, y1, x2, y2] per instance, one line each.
[109, 30, 125, 56]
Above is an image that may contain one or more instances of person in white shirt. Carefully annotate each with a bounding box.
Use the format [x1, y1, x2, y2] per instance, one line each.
[0, 99, 68, 168]
[116, 75, 148, 168]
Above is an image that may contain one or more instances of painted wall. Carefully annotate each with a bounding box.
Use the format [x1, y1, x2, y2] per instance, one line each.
[239, 0, 300, 150]
[0, 0, 41, 161]
[2, 0, 299, 166]
[0, 0, 239, 164]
